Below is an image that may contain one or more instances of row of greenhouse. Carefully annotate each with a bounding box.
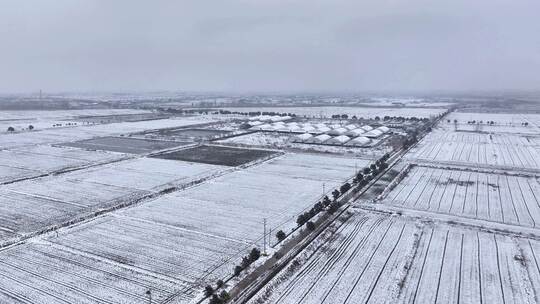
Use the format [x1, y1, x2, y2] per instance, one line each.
[292, 133, 373, 146]
[249, 121, 390, 139]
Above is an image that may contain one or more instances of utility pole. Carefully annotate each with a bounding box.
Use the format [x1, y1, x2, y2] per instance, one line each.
[322, 183, 325, 197]
[263, 218, 267, 255]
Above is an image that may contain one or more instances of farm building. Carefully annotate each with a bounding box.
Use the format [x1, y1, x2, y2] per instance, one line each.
[327, 127, 348, 136]
[344, 128, 366, 137]
[292, 133, 313, 143]
[345, 136, 371, 146]
[305, 134, 332, 144]
[361, 125, 374, 132]
[364, 129, 384, 138]
[325, 135, 351, 145]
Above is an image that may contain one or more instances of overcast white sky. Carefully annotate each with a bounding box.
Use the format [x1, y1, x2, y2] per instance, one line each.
[1, 0, 539, 93]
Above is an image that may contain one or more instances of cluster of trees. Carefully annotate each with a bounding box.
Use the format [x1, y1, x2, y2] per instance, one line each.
[351, 153, 390, 191]
[206, 288, 230, 304]
[241, 111, 296, 117]
[163, 107, 299, 118]
[465, 120, 495, 125]
[233, 248, 261, 277]
[291, 153, 392, 236]
[274, 153, 392, 247]
[402, 131, 419, 149]
[6, 125, 35, 132]
[448, 119, 530, 127]
[328, 114, 429, 122]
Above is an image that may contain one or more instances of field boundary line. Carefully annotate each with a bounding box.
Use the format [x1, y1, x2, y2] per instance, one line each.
[359, 204, 540, 240]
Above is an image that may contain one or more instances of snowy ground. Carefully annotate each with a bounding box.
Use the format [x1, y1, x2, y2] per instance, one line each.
[0, 240, 195, 304]
[0, 153, 369, 303]
[0, 157, 226, 245]
[380, 165, 540, 229]
[246, 110, 540, 304]
[123, 153, 370, 244]
[0, 109, 155, 133]
[448, 112, 540, 128]
[249, 211, 540, 304]
[0, 117, 215, 149]
[407, 130, 540, 171]
[0, 145, 126, 183]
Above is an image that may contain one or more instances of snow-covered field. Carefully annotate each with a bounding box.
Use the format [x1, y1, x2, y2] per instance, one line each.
[0, 240, 194, 303]
[122, 153, 370, 245]
[0, 109, 155, 132]
[0, 153, 368, 303]
[0, 117, 214, 149]
[440, 112, 540, 134]
[0, 157, 225, 244]
[0, 109, 152, 120]
[381, 165, 540, 228]
[219, 106, 446, 119]
[408, 130, 540, 171]
[448, 112, 540, 126]
[0, 145, 126, 183]
[250, 212, 540, 304]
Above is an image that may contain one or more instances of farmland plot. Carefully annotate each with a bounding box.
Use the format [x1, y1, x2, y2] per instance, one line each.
[0, 241, 194, 304]
[0, 153, 367, 303]
[121, 153, 369, 244]
[249, 213, 540, 304]
[0, 109, 153, 132]
[408, 130, 540, 170]
[61, 136, 191, 154]
[0, 158, 225, 244]
[0, 117, 214, 149]
[446, 112, 540, 130]
[381, 166, 540, 229]
[47, 215, 245, 286]
[0, 145, 125, 183]
[154, 145, 278, 166]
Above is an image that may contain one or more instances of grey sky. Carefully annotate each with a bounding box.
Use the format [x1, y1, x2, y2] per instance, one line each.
[1, 0, 539, 93]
